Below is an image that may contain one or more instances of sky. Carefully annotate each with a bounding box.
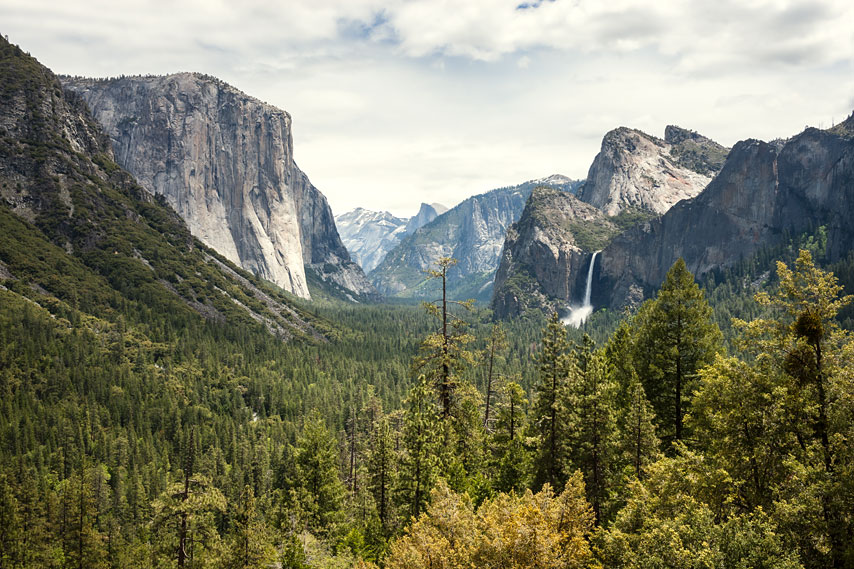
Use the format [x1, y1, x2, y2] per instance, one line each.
[3, 0, 854, 217]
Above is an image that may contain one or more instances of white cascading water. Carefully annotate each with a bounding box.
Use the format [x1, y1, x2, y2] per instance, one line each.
[562, 251, 600, 328]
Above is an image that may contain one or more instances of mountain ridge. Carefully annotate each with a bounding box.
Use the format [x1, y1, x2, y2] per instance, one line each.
[369, 175, 583, 301]
[598, 121, 854, 308]
[578, 125, 728, 215]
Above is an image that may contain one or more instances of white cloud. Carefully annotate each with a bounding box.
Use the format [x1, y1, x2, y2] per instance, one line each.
[2, 0, 853, 216]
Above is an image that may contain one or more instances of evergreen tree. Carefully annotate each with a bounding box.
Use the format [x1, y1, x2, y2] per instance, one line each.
[490, 378, 531, 493]
[483, 322, 508, 431]
[706, 250, 854, 567]
[634, 258, 723, 444]
[563, 349, 619, 524]
[617, 376, 661, 479]
[412, 257, 477, 419]
[152, 430, 227, 569]
[225, 485, 275, 569]
[396, 377, 440, 521]
[293, 410, 345, 533]
[531, 312, 572, 489]
[0, 474, 22, 568]
[366, 415, 396, 533]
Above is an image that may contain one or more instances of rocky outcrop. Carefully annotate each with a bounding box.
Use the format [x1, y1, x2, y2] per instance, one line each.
[62, 73, 375, 300]
[491, 187, 616, 318]
[578, 126, 728, 216]
[370, 176, 582, 301]
[404, 202, 448, 235]
[598, 118, 854, 308]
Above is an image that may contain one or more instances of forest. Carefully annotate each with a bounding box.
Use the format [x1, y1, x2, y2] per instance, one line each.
[2, 228, 854, 568]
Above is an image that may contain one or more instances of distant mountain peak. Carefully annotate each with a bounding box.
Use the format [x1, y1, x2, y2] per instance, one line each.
[404, 202, 447, 235]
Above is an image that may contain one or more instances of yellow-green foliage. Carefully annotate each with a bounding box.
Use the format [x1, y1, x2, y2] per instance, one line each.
[387, 474, 593, 569]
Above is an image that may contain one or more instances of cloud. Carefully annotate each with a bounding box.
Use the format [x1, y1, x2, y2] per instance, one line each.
[360, 0, 853, 73]
[3, 0, 853, 216]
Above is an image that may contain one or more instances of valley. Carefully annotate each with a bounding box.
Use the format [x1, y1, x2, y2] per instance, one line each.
[2, 32, 854, 569]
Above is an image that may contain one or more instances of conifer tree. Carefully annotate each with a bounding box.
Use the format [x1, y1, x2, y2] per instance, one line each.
[0, 473, 22, 568]
[366, 415, 396, 533]
[633, 258, 722, 443]
[618, 375, 661, 479]
[490, 378, 531, 493]
[413, 257, 477, 420]
[225, 485, 275, 569]
[705, 250, 854, 567]
[152, 430, 226, 568]
[396, 377, 440, 521]
[563, 348, 619, 524]
[483, 322, 507, 431]
[531, 312, 572, 489]
[293, 410, 345, 532]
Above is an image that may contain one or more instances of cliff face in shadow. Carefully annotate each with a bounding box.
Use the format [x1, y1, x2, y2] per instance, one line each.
[599, 119, 854, 308]
[63, 73, 375, 299]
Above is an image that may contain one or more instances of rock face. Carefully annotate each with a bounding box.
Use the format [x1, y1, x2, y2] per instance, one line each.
[62, 73, 375, 300]
[370, 176, 582, 301]
[0, 37, 323, 340]
[578, 126, 729, 215]
[334, 202, 447, 274]
[491, 187, 616, 318]
[404, 202, 448, 235]
[599, 117, 854, 308]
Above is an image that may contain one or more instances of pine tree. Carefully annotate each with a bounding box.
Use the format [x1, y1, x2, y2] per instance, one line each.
[633, 258, 722, 444]
[413, 257, 477, 420]
[225, 485, 275, 569]
[483, 322, 507, 431]
[293, 410, 345, 532]
[531, 312, 572, 489]
[0, 473, 22, 568]
[396, 377, 440, 521]
[564, 348, 619, 524]
[490, 378, 531, 493]
[722, 250, 854, 567]
[152, 430, 227, 568]
[366, 415, 396, 533]
[618, 375, 661, 479]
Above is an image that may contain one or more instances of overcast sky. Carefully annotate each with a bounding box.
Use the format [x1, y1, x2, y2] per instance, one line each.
[4, 0, 854, 217]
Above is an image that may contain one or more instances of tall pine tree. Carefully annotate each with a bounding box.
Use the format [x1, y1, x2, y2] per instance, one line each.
[633, 259, 722, 444]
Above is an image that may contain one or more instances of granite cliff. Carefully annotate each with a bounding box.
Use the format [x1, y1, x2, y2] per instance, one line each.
[491, 187, 615, 318]
[62, 73, 375, 300]
[599, 117, 854, 308]
[578, 125, 728, 215]
[0, 37, 324, 340]
[491, 126, 726, 317]
[404, 202, 448, 235]
[370, 176, 582, 301]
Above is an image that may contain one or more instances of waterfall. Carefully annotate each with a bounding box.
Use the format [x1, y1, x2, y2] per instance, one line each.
[562, 251, 600, 328]
[583, 250, 599, 306]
